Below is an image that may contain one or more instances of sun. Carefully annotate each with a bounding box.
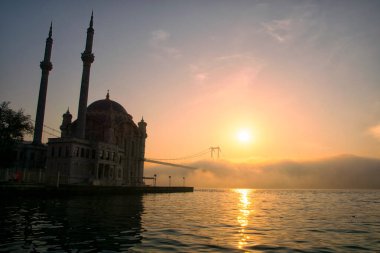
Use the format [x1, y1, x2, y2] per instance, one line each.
[236, 129, 252, 143]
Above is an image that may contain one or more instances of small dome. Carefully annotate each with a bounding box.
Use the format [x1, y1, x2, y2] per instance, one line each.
[87, 98, 128, 115]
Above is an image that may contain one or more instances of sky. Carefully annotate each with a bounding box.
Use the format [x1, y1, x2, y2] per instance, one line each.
[1, 1, 380, 187]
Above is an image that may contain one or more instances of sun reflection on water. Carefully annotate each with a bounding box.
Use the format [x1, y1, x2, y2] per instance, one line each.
[234, 189, 253, 250]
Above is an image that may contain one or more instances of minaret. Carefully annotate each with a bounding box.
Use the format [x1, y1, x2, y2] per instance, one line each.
[76, 12, 95, 139]
[138, 117, 147, 184]
[33, 23, 53, 144]
[60, 108, 72, 138]
[138, 117, 147, 139]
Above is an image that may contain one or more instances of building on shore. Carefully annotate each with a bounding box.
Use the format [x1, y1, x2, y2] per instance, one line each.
[46, 91, 147, 186]
[6, 13, 148, 186]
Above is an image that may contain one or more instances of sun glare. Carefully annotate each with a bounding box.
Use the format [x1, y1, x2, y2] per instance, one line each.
[237, 129, 252, 143]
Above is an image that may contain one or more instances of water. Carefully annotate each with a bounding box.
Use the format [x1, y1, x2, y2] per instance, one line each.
[0, 189, 379, 252]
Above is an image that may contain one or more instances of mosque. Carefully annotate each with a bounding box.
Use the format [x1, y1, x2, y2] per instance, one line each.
[34, 14, 147, 186]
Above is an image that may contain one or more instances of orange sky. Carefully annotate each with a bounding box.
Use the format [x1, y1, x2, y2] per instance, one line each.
[1, 1, 380, 165]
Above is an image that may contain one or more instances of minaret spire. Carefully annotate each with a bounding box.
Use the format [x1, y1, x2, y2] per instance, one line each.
[49, 22, 52, 38]
[76, 12, 95, 139]
[90, 11, 93, 28]
[33, 23, 53, 144]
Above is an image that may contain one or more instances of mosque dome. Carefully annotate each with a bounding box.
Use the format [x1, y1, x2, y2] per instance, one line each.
[87, 92, 128, 116]
[84, 92, 138, 144]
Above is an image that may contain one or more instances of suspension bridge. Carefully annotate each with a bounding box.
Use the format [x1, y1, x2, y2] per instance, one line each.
[145, 146, 221, 169]
[30, 119, 221, 170]
[30, 119, 61, 138]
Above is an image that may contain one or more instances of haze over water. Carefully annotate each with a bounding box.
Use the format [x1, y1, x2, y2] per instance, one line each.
[1, 189, 379, 252]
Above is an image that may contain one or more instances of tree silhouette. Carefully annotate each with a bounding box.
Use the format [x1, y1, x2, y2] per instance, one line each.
[0, 101, 33, 167]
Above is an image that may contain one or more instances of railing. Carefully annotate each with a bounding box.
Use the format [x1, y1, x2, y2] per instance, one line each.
[0, 168, 45, 183]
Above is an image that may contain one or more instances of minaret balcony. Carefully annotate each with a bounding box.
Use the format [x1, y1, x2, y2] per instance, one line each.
[81, 52, 95, 63]
[40, 61, 53, 71]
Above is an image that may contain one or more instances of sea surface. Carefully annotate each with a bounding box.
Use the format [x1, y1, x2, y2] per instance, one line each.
[0, 189, 379, 252]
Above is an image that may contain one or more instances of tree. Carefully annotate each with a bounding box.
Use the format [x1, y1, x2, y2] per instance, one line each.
[0, 101, 33, 167]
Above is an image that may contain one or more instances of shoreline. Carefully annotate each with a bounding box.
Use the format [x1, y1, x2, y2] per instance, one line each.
[0, 182, 194, 196]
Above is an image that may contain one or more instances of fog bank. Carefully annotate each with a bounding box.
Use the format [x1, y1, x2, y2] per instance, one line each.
[145, 155, 380, 188]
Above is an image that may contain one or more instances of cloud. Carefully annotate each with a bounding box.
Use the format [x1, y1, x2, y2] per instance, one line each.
[368, 123, 380, 141]
[189, 53, 263, 85]
[215, 54, 258, 62]
[145, 155, 380, 189]
[194, 72, 208, 82]
[151, 30, 170, 43]
[261, 19, 293, 43]
[163, 47, 182, 58]
[150, 29, 182, 59]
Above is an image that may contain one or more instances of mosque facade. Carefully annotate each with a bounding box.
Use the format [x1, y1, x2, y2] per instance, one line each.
[41, 14, 147, 186]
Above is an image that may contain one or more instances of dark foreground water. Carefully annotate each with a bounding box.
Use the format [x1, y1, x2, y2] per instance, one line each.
[0, 189, 379, 252]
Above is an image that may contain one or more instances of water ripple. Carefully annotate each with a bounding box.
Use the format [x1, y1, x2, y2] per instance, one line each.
[0, 190, 379, 252]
